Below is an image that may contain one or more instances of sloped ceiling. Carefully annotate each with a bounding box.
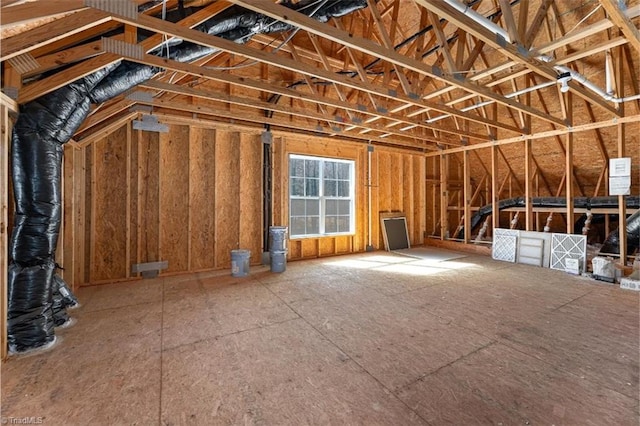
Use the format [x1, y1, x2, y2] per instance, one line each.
[1, 0, 639, 154]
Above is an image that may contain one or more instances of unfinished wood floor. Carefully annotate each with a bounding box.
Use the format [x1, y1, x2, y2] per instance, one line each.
[2, 249, 639, 425]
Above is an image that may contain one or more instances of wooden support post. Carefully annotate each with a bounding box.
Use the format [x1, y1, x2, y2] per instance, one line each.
[463, 150, 471, 243]
[431, 156, 437, 235]
[525, 139, 533, 231]
[523, 72, 533, 231]
[61, 145, 75, 286]
[89, 145, 97, 283]
[439, 153, 448, 240]
[125, 123, 132, 278]
[565, 93, 574, 234]
[616, 44, 627, 265]
[491, 144, 498, 232]
[1, 104, 9, 360]
[72, 148, 85, 288]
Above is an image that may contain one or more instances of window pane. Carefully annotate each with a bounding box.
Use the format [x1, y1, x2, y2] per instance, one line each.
[305, 160, 319, 178]
[291, 178, 304, 196]
[306, 200, 319, 215]
[324, 179, 336, 197]
[290, 158, 305, 177]
[307, 216, 320, 234]
[306, 178, 319, 196]
[324, 161, 336, 179]
[291, 217, 306, 236]
[326, 200, 337, 215]
[289, 155, 354, 238]
[337, 216, 350, 232]
[337, 163, 350, 179]
[291, 199, 305, 216]
[337, 180, 350, 197]
[338, 200, 350, 215]
[325, 216, 337, 233]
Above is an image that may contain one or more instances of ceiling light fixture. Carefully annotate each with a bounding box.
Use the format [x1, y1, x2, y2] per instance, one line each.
[557, 72, 572, 93]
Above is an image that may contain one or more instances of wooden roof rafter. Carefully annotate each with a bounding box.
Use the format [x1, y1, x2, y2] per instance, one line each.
[599, 0, 640, 54]
[228, 0, 566, 128]
[103, 10, 526, 136]
[3, 0, 638, 156]
[414, 0, 620, 117]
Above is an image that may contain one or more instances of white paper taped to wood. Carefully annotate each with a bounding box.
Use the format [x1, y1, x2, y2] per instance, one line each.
[609, 176, 631, 196]
[609, 157, 631, 176]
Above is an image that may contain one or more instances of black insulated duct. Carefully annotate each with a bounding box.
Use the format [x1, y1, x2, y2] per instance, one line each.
[8, 0, 368, 353]
[459, 196, 640, 257]
[599, 210, 640, 256]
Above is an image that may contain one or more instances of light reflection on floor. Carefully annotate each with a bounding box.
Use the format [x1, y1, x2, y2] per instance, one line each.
[323, 252, 475, 276]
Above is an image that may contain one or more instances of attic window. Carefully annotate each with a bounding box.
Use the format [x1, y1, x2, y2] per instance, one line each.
[289, 154, 355, 238]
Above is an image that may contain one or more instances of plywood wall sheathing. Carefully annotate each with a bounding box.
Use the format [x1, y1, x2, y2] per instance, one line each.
[91, 125, 128, 281]
[214, 130, 241, 269]
[189, 127, 216, 271]
[159, 125, 190, 273]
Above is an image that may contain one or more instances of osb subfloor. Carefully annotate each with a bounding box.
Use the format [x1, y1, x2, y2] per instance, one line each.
[2, 250, 639, 425]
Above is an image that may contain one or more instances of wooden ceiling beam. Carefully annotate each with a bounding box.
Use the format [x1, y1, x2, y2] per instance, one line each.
[426, 23, 625, 115]
[524, 0, 552, 48]
[427, 10, 457, 74]
[136, 82, 442, 143]
[366, 0, 412, 95]
[1, 0, 88, 26]
[497, 0, 521, 44]
[286, 44, 329, 117]
[228, 0, 563, 127]
[425, 114, 640, 157]
[75, 110, 137, 147]
[104, 12, 520, 134]
[1, 8, 112, 61]
[306, 33, 366, 119]
[148, 107, 426, 150]
[15, 2, 233, 104]
[599, 0, 640, 54]
[17, 52, 123, 104]
[414, 0, 619, 117]
[516, 0, 529, 43]
[74, 97, 135, 135]
[131, 51, 489, 142]
[22, 39, 114, 78]
[251, 34, 344, 69]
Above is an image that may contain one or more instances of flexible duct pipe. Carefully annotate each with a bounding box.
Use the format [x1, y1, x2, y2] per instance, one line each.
[460, 196, 640, 240]
[600, 210, 640, 257]
[8, 0, 369, 353]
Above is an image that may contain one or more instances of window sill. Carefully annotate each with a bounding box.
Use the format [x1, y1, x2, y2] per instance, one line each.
[290, 233, 355, 240]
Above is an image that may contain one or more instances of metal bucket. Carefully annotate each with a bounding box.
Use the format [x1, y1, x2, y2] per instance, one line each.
[269, 226, 288, 252]
[270, 250, 287, 273]
[231, 249, 251, 277]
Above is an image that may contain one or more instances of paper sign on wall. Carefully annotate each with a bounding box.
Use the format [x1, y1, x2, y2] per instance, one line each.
[610, 158, 631, 176]
[609, 157, 631, 196]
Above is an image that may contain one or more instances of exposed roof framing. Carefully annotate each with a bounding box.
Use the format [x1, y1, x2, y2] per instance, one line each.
[1, 0, 638, 152]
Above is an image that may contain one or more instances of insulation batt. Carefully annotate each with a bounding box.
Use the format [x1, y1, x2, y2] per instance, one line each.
[7, 0, 368, 352]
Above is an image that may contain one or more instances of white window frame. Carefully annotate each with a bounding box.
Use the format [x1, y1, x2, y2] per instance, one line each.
[289, 154, 355, 239]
